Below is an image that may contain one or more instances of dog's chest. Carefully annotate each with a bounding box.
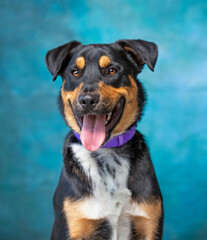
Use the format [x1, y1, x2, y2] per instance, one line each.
[71, 144, 131, 210]
[71, 144, 132, 239]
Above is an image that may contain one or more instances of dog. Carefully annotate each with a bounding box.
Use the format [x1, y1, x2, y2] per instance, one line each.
[45, 39, 163, 240]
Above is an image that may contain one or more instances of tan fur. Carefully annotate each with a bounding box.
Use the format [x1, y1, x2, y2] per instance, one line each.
[61, 80, 83, 133]
[75, 56, 85, 69]
[99, 55, 111, 68]
[63, 198, 103, 239]
[61, 75, 138, 136]
[98, 75, 138, 136]
[130, 199, 162, 239]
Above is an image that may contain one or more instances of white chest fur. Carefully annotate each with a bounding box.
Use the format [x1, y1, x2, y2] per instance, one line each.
[71, 143, 132, 240]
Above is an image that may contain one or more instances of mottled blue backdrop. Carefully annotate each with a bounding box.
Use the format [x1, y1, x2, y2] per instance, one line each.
[0, 0, 207, 239]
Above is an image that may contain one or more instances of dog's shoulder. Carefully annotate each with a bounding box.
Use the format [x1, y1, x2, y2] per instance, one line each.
[127, 131, 162, 202]
[63, 130, 80, 147]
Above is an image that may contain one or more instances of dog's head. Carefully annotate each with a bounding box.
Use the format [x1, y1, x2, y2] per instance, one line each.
[45, 39, 158, 151]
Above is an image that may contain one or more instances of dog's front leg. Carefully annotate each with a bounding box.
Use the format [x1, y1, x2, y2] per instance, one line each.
[63, 198, 112, 240]
[129, 199, 163, 240]
[127, 143, 164, 240]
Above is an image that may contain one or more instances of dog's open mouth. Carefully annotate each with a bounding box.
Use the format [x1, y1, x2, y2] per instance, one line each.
[75, 98, 125, 151]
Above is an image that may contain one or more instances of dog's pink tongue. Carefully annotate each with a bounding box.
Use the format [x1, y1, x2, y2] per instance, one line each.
[80, 115, 106, 151]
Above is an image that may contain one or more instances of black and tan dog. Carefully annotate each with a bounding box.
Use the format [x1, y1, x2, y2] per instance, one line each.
[45, 39, 163, 240]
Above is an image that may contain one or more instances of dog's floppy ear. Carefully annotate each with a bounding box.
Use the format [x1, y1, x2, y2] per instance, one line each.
[45, 41, 81, 81]
[116, 39, 158, 72]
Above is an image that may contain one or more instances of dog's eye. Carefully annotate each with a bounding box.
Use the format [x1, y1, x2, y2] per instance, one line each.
[72, 70, 79, 77]
[108, 68, 117, 75]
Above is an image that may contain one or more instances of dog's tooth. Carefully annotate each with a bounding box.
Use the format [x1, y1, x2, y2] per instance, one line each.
[107, 112, 112, 121]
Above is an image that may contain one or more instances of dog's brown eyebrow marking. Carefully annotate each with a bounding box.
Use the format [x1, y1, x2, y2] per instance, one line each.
[75, 56, 85, 69]
[99, 55, 111, 68]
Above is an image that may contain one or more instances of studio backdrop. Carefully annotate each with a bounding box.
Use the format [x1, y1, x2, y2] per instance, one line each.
[0, 0, 207, 239]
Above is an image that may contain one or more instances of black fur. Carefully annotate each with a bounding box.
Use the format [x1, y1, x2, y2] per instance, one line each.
[45, 39, 163, 240]
[51, 40, 152, 131]
[51, 131, 163, 239]
[87, 220, 112, 240]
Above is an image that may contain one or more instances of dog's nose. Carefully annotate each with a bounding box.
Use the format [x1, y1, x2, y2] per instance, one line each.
[78, 94, 100, 110]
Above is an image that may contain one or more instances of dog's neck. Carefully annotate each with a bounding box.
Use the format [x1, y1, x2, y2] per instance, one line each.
[73, 125, 136, 149]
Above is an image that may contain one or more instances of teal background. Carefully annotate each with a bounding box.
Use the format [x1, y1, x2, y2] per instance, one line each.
[0, 0, 207, 239]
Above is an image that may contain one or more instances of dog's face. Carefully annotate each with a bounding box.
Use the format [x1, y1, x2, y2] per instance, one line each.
[45, 39, 158, 151]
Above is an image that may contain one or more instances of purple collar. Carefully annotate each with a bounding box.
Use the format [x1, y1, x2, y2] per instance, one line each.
[73, 125, 136, 149]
